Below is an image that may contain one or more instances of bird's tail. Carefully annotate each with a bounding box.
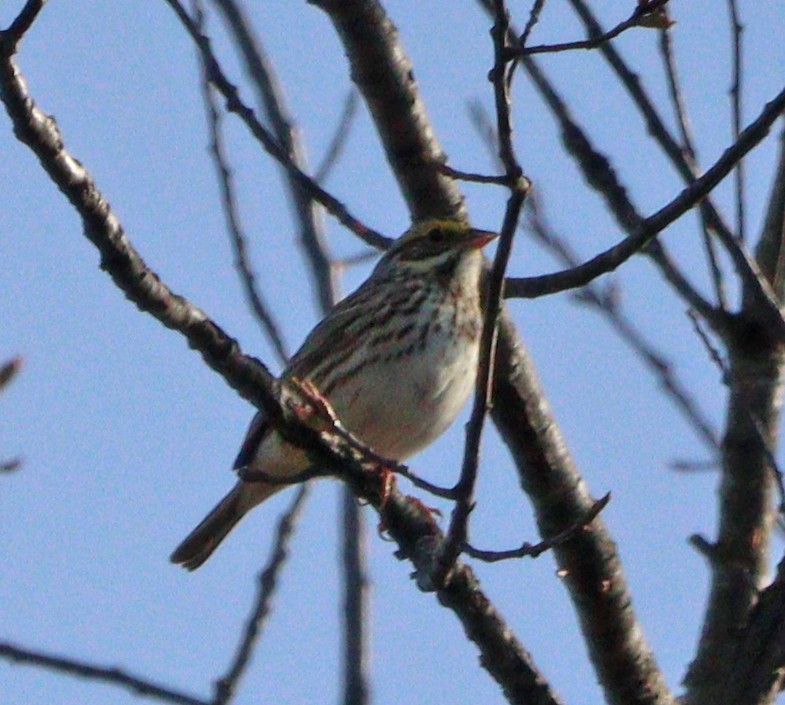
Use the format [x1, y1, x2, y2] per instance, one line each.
[170, 482, 274, 571]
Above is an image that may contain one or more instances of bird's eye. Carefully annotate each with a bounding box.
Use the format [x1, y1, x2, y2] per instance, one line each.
[428, 227, 446, 243]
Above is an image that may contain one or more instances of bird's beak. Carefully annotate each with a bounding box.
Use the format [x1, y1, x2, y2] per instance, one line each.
[466, 228, 499, 249]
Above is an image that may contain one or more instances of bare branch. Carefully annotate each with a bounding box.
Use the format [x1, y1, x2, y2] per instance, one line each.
[524, 197, 720, 450]
[491, 314, 676, 705]
[658, 26, 697, 165]
[0, 357, 23, 472]
[312, 0, 467, 223]
[435, 0, 530, 587]
[438, 185, 528, 582]
[519, 0, 548, 48]
[504, 81, 785, 331]
[164, 0, 391, 251]
[213, 485, 309, 705]
[195, 7, 289, 366]
[340, 485, 370, 705]
[439, 163, 510, 186]
[315, 89, 359, 184]
[0, 640, 208, 705]
[1, 0, 45, 49]
[727, 0, 746, 241]
[754, 129, 785, 300]
[561, 0, 782, 326]
[0, 356, 22, 390]
[516, 0, 672, 56]
[465, 493, 610, 562]
[209, 0, 340, 308]
[658, 25, 729, 311]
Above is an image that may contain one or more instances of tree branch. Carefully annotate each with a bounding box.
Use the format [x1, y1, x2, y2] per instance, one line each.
[164, 0, 391, 251]
[209, 0, 340, 309]
[434, 0, 528, 587]
[195, 7, 290, 365]
[504, 83, 785, 317]
[213, 486, 309, 705]
[517, 0, 671, 56]
[684, 126, 785, 705]
[0, 641, 208, 705]
[563, 0, 781, 333]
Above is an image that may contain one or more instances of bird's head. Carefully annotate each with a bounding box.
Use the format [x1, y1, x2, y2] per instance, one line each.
[375, 219, 497, 278]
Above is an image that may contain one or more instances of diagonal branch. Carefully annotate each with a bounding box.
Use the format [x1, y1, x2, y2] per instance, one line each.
[209, 0, 338, 310]
[517, 0, 671, 56]
[311, 0, 467, 223]
[658, 25, 729, 310]
[196, 13, 289, 365]
[504, 82, 785, 315]
[0, 640, 208, 705]
[0, 355, 23, 473]
[523, 197, 720, 451]
[212, 485, 309, 705]
[165, 0, 391, 251]
[562, 0, 782, 333]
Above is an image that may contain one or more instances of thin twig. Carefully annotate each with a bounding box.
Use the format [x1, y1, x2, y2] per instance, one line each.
[0, 357, 23, 472]
[393, 465, 456, 499]
[524, 197, 720, 450]
[434, 0, 528, 587]
[465, 493, 610, 562]
[517, 0, 671, 56]
[0, 458, 21, 472]
[468, 99, 499, 166]
[519, 0, 548, 49]
[165, 0, 391, 252]
[658, 27, 697, 167]
[195, 5, 289, 366]
[213, 485, 309, 705]
[314, 89, 359, 183]
[505, 82, 785, 311]
[727, 0, 745, 242]
[657, 26, 729, 310]
[438, 163, 510, 186]
[0, 356, 22, 389]
[561, 0, 785, 329]
[687, 310, 728, 381]
[209, 0, 340, 308]
[341, 483, 370, 705]
[0, 640, 208, 705]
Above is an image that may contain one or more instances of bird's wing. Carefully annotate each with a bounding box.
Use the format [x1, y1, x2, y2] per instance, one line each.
[232, 281, 384, 471]
[287, 279, 387, 379]
[232, 409, 271, 471]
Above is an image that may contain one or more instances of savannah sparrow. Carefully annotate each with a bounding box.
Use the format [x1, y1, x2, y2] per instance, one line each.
[171, 219, 496, 570]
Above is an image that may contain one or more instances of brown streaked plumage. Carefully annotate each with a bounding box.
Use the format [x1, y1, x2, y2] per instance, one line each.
[171, 219, 496, 570]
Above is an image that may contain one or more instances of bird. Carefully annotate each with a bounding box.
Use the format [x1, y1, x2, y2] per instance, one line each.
[170, 218, 497, 570]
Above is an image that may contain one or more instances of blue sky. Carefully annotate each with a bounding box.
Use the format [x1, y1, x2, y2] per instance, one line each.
[2, 1, 785, 704]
